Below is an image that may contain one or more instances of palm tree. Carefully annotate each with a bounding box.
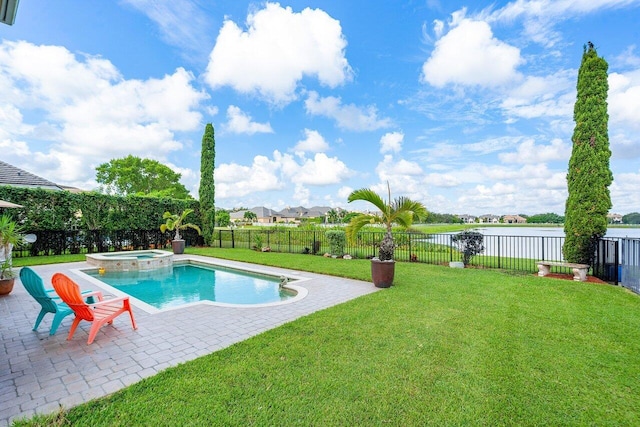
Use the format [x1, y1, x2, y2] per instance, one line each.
[160, 209, 202, 241]
[346, 183, 427, 261]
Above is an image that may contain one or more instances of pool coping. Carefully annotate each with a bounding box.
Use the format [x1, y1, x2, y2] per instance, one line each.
[72, 256, 311, 314]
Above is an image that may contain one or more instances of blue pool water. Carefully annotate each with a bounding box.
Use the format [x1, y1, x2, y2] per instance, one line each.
[86, 263, 295, 309]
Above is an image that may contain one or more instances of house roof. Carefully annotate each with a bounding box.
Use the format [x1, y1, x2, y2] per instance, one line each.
[0, 160, 64, 190]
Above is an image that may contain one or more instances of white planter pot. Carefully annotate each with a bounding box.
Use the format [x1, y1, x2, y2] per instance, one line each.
[449, 261, 465, 268]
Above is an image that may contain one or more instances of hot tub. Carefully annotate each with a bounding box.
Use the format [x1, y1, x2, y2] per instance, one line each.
[86, 250, 173, 271]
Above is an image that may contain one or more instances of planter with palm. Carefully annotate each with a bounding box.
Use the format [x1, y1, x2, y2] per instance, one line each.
[160, 209, 202, 254]
[346, 183, 427, 288]
[0, 214, 24, 295]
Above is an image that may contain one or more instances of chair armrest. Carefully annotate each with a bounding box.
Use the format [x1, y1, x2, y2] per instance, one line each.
[90, 296, 129, 308]
[83, 290, 104, 302]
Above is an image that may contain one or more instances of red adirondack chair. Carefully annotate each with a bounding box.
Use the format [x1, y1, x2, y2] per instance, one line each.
[51, 273, 137, 344]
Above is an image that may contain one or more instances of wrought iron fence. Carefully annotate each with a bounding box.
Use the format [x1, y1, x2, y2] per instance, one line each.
[13, 227, 624, 285]
[621, 238, 640, 294]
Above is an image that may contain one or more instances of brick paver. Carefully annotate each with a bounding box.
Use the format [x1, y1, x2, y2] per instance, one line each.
[0, 255, 377, 426]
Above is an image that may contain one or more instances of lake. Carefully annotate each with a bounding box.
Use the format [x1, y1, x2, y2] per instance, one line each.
[467, 226, 640, 239]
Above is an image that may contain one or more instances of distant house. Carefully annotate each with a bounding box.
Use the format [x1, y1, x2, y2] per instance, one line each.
[457, 214, 477, 224]
[230, 207, 280, 224]
[0, 160, 65, 191]
[479, 214, 500, 224]
[277, 206, 332, 223]
[502, 214, 527, 224]
[607, 213, 623, 224]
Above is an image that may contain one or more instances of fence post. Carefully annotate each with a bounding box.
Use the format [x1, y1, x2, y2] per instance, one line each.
[288, 230, 291, 253]
[231, 229, 235, 249]
[497, 236, 501, 269]
[541, 236, 545, 261]
[450, 234, 453, 262]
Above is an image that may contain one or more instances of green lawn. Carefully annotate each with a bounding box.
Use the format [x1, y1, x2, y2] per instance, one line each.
[15, 248, 640, 426]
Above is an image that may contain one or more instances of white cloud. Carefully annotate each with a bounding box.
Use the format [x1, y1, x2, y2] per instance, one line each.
[294, 129, 329, 153]
[223, 105, 273, 135]
[276, 151, 352, 185]
[499, 138, 571, 164]
[380, 132, 403, 154]
[304, 91, 392, 131]
[501, 71, 575, 119]
[0, 40, 207, 188]
[486, 0, 640, 47]
[122, 0, 213, 62]
[204, 2, 352, 105]
[215, 149, 352, 202]
[215, 155, 283, 198]
[371, 155, 427, 201]
[337, 186, 353, 199]
[421, 19, 522, 88]
[609, 71, 640, 131]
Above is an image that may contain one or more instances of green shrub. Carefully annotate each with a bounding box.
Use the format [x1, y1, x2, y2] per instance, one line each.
[325, 230, 346, 257]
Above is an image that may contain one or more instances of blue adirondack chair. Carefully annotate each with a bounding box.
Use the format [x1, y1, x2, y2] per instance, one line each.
[19, 267, 102, 335]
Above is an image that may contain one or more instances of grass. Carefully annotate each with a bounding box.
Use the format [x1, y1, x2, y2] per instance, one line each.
[14, 248, 640, 426]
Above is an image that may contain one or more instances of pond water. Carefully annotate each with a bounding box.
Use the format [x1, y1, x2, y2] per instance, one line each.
[468, 226, 640, 239]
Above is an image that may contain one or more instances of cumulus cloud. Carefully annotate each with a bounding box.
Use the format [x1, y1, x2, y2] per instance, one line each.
[215, 149, 352, 202]
[501, 71, 575, 119]
[304, 91, 392, 131]
[293, 129, 329, 153]
[499, 138, 571, 164]
[0, 40, 207, 187]
[380, 132, 403, 153]
[204, 2, 352, 105]
[215, 155, 283, 198]
[609, 71, 640, 131]
[223, 105, 273, 135]
[276, 151, 352, 185]
[421, 19, 522, 88]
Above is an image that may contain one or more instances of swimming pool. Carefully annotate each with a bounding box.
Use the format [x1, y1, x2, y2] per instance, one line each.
[79, 259, 308, 312]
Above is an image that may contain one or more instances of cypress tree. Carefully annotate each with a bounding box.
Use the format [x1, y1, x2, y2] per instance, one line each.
[563, 43, 612, 264]
[199, 123, 216, 245]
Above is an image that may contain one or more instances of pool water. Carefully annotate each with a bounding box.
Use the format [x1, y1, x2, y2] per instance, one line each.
[86, 264, 295, 309]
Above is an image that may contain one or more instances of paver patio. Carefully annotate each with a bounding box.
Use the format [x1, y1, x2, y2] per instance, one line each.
[0, 255, 378, 426]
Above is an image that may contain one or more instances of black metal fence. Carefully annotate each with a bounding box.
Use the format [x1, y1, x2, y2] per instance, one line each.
[13, 228, 626, 286]
[621, 238, 640, 294]
[211, 229, 619, 282]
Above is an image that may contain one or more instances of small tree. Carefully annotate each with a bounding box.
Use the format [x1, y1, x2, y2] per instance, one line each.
[452, 231, 484, 266]
[199, 123, 216, 245]
[325, 230, 346, 257]
[244, 211, 257, 223]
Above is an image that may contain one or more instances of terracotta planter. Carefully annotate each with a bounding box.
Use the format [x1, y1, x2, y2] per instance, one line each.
[171, 239, 185, 254]
[0, 277, 15, 296]
[371, 258, 395, 288]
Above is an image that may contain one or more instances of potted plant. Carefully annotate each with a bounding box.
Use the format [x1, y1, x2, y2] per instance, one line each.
[160, 209, 202, 254]
[346, 183, 427, 288]
[0, 214, 24, 295]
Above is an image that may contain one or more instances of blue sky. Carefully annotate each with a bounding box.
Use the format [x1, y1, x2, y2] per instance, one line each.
[1, 1, 639, 215]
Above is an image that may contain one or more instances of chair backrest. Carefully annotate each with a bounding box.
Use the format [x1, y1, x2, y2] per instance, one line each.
[20, 267, 59, 313]
[51, 273, 95, 321]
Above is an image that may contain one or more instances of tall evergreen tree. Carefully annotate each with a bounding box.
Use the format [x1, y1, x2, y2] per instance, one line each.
[563, 43, 613, 264]
[199, 123, 216, 245]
